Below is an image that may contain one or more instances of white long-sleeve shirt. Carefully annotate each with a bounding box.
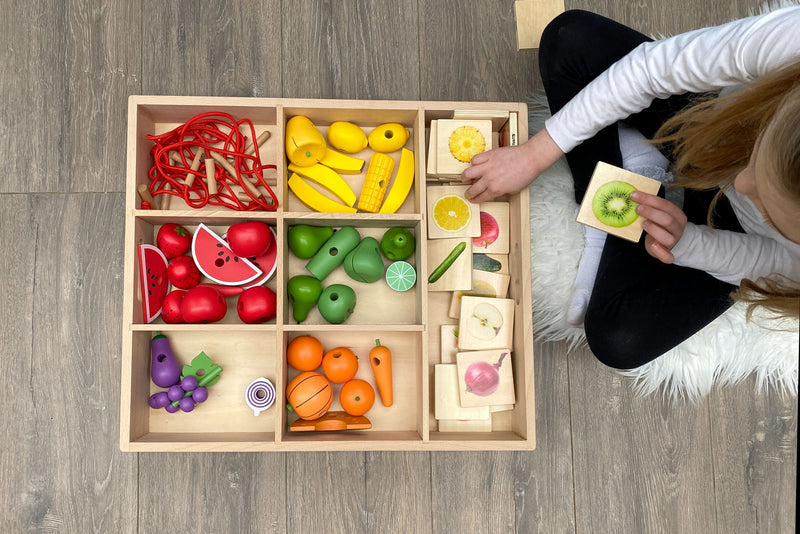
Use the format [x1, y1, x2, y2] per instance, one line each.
[545, 7, 800, 285]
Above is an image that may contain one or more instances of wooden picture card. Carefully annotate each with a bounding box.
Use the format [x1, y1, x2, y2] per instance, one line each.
[440, 324, 460, 364]
[427, 237, 473, 292]
[448, 269, 511, 319]
[435, 119, 493, 176]
[457, 296, 515, 350]
[456, 350, 516, 408]
[437, 418, 493, 433]
[473, 252, 509, 274]
[427, 185, 481, 239]
[474, 202, 510, 254]
[576, 161, 662, 243]
[434, 364, 491, 420]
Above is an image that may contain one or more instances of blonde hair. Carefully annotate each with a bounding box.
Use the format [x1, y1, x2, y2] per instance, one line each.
[653, 59, 800, 319]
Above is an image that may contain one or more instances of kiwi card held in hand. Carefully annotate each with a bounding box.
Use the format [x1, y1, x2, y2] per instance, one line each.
[576, 162, 662, 242]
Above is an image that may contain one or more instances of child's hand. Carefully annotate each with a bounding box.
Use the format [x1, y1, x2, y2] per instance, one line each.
[631, 191, 687, 264]
[461, 128, 563, 203]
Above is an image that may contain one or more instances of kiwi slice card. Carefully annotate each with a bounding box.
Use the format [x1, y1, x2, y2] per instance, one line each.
[576, 161, 661, 242]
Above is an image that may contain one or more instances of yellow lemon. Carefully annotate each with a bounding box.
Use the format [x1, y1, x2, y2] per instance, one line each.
[326, 121, 368, 154]
[368, 123, 410, 153]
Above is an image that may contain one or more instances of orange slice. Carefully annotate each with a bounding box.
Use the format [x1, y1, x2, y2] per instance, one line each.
[433, 194, 472, 232]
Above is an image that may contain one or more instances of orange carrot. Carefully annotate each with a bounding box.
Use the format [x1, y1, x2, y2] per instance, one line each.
[369, 339, 393, 407]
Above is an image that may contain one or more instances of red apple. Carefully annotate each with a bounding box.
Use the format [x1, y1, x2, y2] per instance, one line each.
[474, 211, 500, 249]
[181, 285, 227, 323]
[227, 221, 273, 258]
[237, 286, 277, 324]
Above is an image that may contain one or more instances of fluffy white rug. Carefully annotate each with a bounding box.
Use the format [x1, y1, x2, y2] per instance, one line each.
[527, 102, 799, 401]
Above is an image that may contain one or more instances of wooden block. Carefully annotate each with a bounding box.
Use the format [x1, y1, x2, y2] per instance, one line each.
[456, 350, 516, 408]
[426, 120, 439, 176]
[499, 112, 518, 147]
[434, 364, 491, 420]
[452, 109, 510, 131]
[440, 324, 460, 364]
[458, 296, 515, 350]
[474, 201, 510, 254]
[448, 269, 511, 319]
[515, 0, 565, 50]
[438, 418, 493, 433]
[576, 161, 662, 243]
[473, 252, 509, 274]
[427, 185, 481, 239]
[435, 119, 493, 177]
[427, 237, 472, 292]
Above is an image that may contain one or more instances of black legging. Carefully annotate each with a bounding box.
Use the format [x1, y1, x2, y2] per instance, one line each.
[539, 10, 743, 369]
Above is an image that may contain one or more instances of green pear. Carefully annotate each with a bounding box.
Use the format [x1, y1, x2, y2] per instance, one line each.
[288, 225, 334, 259]
[287, 275, 323, 323]
[344, 237, 385, 283]
[317, 284, 357, 324]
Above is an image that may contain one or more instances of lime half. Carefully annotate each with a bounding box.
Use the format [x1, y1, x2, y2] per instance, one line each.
[385, 261, 417, 292]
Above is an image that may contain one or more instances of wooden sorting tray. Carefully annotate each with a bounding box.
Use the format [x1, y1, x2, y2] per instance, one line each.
[120, 96, 534, 451]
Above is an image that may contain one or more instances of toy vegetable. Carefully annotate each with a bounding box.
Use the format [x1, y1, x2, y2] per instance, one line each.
[358, 153, 395, 212]
[369, 339, 393, 407]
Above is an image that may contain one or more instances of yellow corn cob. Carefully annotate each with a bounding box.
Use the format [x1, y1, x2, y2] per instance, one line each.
[358, 153, 395, 212]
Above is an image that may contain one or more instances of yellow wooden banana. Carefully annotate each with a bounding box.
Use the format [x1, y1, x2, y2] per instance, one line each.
[287, 163, 357, 207]
[288, 173, 357, 213]
[319, 149, 365, 174]
[379, 148, 415, 213]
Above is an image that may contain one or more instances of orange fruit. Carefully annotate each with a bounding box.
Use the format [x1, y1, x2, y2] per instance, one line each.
[286, 335, 324, 371]
[321, 347, 359, 383]
[433, 194, 472, 232]
[339, 379, 375, 416]
[286, 371, 333, 420]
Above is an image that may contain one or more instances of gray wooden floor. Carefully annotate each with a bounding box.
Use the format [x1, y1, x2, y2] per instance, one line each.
[1, 1, 795, 533]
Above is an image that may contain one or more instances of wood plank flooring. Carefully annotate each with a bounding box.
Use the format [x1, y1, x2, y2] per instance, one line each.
[0, 1, 795, 533]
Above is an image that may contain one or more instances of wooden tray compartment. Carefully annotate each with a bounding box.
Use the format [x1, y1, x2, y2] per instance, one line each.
[121, 96, 534, 451]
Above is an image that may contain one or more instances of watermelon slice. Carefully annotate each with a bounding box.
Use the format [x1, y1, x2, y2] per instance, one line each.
[224, 226, 278, 289]
[192, 223, 262, 286]
[137, 244, 171, 323]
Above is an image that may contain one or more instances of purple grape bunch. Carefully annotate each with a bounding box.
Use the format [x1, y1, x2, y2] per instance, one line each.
[148, 374, 209, 413]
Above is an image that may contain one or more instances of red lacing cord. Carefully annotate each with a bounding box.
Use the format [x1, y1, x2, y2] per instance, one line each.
[146, 111, 278, 211]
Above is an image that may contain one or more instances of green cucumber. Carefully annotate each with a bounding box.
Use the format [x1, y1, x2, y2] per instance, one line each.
[472, 253, 502, 272]
[428, 241, 467, 283]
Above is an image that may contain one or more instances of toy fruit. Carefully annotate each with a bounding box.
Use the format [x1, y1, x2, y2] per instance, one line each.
[288, 224, 334, 259]
[287, 275, 323, 323]
[321, 347, 359, 383]
[237, 286, 277, 323]
[240, 226, 278, 288]
[379, 148, 415, 213]
[286, 371, 333, 420]
[137, 244, 171, 323]
[357, 153, 394, 213]
[227, 221, 273, 258]
[288, 162, 357, 206]
[343, 237, 384, 283]
[150, 333, 182, 388]
[285, 116, 327, 167]
[319, 148, 365, 174]
[317, 284, 357, 324]
[286, 334, 324, 371]
[192, 223, 262, 286]
[156, 223, 192, 259]
[339, 379, 375, 416]
[167, 255, 202, 289]
[380, 227, 415, 261]
[368, 339, 393, 407]
[181, 285, 227, 323]
[288, 173, 358, 213]
[161, 290, 186, 323]
[306, 226, 361, 281]
[368, 123, 410, 153]
[385, 261, 416, 292]
[326, 121, 368, 153]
